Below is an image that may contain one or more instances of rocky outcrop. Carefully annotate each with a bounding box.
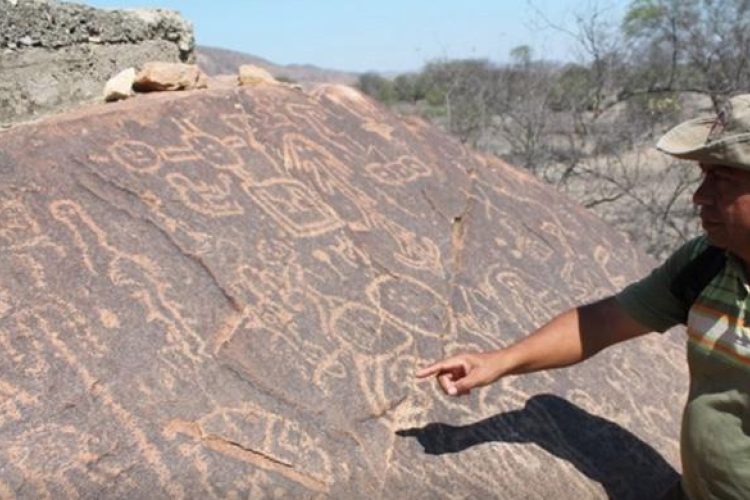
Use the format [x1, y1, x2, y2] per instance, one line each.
[0, 83, 686, 499]
[238, 64, 276, 86]
[103, 67, 136, 102]
[133, 62, 208, 92]
[0, 0, 194, 125]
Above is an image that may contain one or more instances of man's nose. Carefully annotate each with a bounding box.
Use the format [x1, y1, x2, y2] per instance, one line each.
[693, 177, 714, 206]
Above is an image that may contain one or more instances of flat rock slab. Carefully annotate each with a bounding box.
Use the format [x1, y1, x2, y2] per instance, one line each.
[0, 84, 687, 499]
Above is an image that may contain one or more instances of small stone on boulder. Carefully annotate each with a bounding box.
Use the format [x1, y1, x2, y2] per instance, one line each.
[103, 67, 136, 102]
[238, 64, 276, 86]
[134, 62, 208, 92]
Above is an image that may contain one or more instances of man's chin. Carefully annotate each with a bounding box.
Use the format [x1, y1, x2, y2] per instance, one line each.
[704, 231, 728, 248]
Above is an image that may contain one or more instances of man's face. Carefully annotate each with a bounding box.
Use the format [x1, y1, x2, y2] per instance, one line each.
[694, 163, 750, 261]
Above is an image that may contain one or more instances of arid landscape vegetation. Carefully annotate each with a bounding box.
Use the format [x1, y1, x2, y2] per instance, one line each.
[356, 0, 750, 260]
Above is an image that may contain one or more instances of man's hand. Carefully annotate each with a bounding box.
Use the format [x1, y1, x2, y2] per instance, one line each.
[416, 352, 504, 396]
[415, 298, 652, 398]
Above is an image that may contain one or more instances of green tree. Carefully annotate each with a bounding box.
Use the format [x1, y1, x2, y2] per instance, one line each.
[422, 59, 500, 145]
[549, 64, 596, 112]
[393, 74, 417, 102]
[621, 0, 750, 102]
[357, 72, 397, 104]
[510, 45, 533, 67]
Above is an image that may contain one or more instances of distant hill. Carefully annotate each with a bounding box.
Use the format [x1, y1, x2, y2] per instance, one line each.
[196, 45, 359, 85]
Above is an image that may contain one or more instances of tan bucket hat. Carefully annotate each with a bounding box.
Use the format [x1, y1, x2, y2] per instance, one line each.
[657, 94, 750, 170]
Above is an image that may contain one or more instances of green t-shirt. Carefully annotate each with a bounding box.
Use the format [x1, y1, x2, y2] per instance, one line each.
[617, 236, 750, 500]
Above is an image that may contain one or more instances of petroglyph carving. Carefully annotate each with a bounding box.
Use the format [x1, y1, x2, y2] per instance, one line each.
[283, 133, 351, 189]
[12, 253, 49, 290]
[243, 178, 344, 238]
[258, 238, 298, 270]
[311, 85, 385, 129]
[328, 234, 372, 269]
[366, 275, 450, 339]
[97, 308, 121, 329]
[50, 199, 109, 275]
[246, 93, 299, 131]
[0, 378, 37, 427]
[488, 267, 566, 330]
[4, 309, 55, 379]
[372, 214, 444, 277]
[311, 235, 373, 282]
[0, 82, 683, 499]
[160, 118, 247, 172]
[282, 133, 374, 231]
[285, 101, 367, 155]
[50, 200, 208, 364]
[165, 404, 333, 492]
[455, 283, 502, 342]
[220, 113, 286, 179]
[492, 216, 556, 264]
[4, 303, 183, 499]
[561, 261, 596, 302]
[0, 289, 11, 320]
[232, 265, 279, 306]
[165, 172, 244, 217]
[2, 424, 132, 499]
[330, 302, 411, 356]
[594, 245, 627, 289]
[109, 140, 162, 173]
[365, 155, 432, 186]
[0, 198, 43, 249]
[539, 221, 575, 258]
[223, 269, 331, 364]
[218, 264, 426, 421]
[95, 119, 257, 221]
[362, 121, 397, 141]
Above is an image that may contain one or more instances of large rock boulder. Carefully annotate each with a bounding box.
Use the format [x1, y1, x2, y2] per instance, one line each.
[0, 0, 194, 126]
[238, 64, 277, 86]
[0, 83, 687, 499]
[103, 67, 136, 102]
[133, 62, 208, 92]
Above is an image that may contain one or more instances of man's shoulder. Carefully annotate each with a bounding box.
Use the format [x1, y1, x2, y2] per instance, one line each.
[668, 235, 726, 312]
[664, 235, 711, 269]
[685, 235, 710, 260]
[614, 234, 714, 332]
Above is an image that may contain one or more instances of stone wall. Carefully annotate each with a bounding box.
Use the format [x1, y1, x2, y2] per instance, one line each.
[0, 0, 194, 126]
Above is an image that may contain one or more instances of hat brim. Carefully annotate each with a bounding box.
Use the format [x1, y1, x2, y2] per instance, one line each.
[657, 116, 750, 170]
[656, 117, 714, 158]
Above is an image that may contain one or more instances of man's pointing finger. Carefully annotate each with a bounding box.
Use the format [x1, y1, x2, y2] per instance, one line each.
[416, 361, 446, 378]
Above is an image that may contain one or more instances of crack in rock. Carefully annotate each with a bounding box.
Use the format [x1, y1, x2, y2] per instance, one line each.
[164, 419, 329, 493]
[74, 170, 243, 314]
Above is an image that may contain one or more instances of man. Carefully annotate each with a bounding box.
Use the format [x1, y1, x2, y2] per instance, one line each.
[418, 94, 750, 500]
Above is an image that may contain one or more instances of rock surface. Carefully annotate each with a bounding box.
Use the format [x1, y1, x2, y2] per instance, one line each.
[134, 62, 208, 92]
[238, 64, 276, 86]
[0, 83, 687, 499]
[104, 67, 136, 102]
[0, 0, 194, 125]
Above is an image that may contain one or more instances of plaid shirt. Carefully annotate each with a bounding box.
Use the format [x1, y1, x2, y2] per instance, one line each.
[618, 236, 750, 500]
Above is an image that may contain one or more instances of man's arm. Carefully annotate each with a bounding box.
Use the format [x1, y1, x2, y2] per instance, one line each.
[417, 296, 653, 396]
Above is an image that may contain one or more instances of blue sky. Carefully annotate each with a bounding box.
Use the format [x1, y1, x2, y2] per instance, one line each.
[81, 0, 628, 73]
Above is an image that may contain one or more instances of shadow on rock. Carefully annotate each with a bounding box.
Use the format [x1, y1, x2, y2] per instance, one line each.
[397, 394, 678, 500]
